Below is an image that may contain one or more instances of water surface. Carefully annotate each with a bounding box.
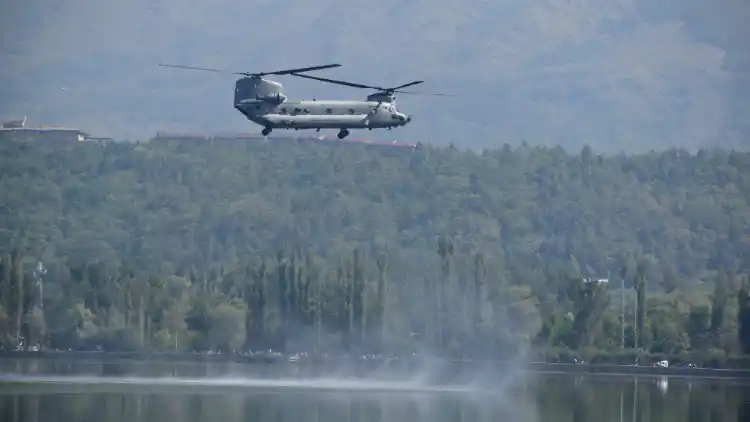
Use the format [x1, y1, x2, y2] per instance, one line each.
[1, 360, 749, 421]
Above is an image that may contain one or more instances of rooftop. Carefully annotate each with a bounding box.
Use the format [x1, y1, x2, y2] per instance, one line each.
[0, 127, 91, 136]
[2, 116, 27, 129]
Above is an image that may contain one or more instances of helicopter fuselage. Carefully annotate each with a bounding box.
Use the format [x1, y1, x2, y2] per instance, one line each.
[233, 76, 411, 138]
[236, 99, 411, 130]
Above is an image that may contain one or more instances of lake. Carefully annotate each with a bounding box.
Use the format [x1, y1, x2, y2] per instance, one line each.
[1, 359, 749, 421]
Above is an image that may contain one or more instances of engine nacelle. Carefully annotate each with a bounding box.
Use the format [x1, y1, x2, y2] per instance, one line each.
[366, 92, 395, 104]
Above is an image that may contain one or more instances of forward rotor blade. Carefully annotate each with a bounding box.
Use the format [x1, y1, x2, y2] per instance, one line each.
[159, 63, 341, 77]
[253, 63, 342, 77]
[289, 73, 380, 90]
[158, 63, 226, 73]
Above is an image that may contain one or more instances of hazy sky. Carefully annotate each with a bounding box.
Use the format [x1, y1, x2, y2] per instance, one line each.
[2, 1, 747, 151]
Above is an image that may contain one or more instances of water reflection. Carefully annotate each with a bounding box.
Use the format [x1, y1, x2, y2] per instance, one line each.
[655, 376, 668, 394]
[1, 374, 749, 422]
[1, 389, 530, 422]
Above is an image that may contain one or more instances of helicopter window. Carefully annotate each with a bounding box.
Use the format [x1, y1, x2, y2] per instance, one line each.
[391, 114, 399, 120]
[303, 109, 309, 114]
[348, 108, 355, 114]
[280, 108, 287, 114]
[326, 108, 333, 114]
[293, 108, 301, 114]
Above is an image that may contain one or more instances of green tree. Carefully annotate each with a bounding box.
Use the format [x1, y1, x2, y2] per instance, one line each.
[208, 302, 247, 352]
[687, 304, 711, 351]
[634, 258, 649, 350]
[375, 252, 389, 350]
[711, 271, 729, 343]
[738, 280, 750, 354]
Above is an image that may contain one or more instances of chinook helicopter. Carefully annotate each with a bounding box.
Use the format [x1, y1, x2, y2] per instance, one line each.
[158, 62, 449, 139]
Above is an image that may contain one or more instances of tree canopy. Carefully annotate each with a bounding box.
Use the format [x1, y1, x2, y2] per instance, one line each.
[1, 138, 748, 363]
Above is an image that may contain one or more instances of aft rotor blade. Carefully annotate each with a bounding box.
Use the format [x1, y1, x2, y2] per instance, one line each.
[289, 73, 381, 90]
[396, 90, 455, 97]
[252, 63, 342, 77]
[392, 80, 424, 90]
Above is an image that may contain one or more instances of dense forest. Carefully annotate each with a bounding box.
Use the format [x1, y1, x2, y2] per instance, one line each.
[0, 138, 749, 364]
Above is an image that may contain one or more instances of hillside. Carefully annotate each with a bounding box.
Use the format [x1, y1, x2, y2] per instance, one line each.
[2, 1, 748, 152]
[1, 138, 748, 278]
[1, 138, 750, 356]
[0, 138, 748, 276]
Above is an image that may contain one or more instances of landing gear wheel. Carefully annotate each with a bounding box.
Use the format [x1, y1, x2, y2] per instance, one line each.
[337, 129, 350, 139]
[262, 127, 272, 136]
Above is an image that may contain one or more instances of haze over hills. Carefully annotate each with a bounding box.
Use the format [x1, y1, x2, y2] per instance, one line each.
[1, 0, 748, 152]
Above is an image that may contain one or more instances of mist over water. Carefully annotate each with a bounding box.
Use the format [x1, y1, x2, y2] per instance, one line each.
[0, 374, 488, 394]
[0, 354, 526, 396]
[0, 374, 539, 422]
[0, 358, 537, 422]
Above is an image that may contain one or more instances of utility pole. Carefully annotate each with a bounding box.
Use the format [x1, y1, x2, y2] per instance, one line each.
[620, 270, 625, 349]
[633, 282, 639, 351]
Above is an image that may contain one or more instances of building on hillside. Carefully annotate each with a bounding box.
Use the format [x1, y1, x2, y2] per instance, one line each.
[152, 131, 212, 141]
[2, 116, 27, 129]
[212, 132, 266, 141]
[0, 117, 106, 142]
[314, 135, 418, 150]
[0, 127, 91, 142]
[150, 130, 418, 151]
[84, 136, 116, 143]
[583, 277, 609, 285]
[340, 137, 418, 150]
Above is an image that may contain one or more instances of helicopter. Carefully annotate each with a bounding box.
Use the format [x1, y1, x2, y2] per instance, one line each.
[158, 62, 449, 139]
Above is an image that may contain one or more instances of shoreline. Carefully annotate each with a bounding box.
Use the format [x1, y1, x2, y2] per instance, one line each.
[2, 351, 749, 380]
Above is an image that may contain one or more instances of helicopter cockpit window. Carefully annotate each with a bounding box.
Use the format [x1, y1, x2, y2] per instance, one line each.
[280, 108, 287, 114]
